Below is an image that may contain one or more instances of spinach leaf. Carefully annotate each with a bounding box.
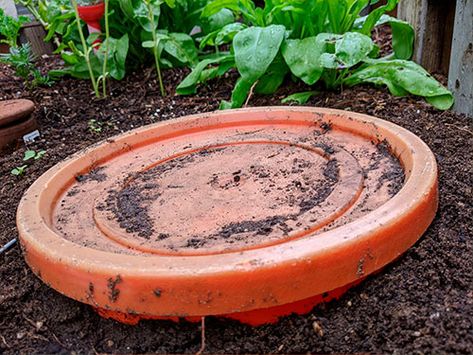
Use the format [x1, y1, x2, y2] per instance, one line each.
[281, 91, 319, 104]
[229, 24, 286, 107]
[234, 25, 285, 81]
[355, 14, 414, 59]
[359, 0, 398, 35]
[319, 32, 374, 69]
[97, 34, 129, 80]
[199, 22, 246, 49]
[282, 36, 325, 85]
[176, 54, 234, 94]
[344, 59, 454, 110]
[163, 32, 198, 66]
[254, 53, 288, 94]
[220, 76, 254, 109]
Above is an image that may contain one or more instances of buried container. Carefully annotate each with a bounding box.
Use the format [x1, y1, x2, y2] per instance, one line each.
[0, 99, 37, 149]
[17, 107, 438, 326]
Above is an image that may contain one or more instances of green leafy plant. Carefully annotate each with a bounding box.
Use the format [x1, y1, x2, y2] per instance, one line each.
[143, 0, 167, 96]
[23, 149, 46, 161]
[16, 0, 75, 50]
[0, 8, 29, 47]
[35, 0, 207, 95]
[179, 0, 453, 110]
[70, 0, 101, 97]
[11, 165, 28, 176]
[88, 118, 113, 133]
[0, 43, 53, 88]
[11, 150, 46, 176]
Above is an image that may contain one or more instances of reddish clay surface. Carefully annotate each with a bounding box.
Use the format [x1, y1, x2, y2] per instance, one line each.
[17, 107, 438, 326]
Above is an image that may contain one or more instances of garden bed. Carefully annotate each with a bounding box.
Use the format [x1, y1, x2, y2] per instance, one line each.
[0, 59, 472, 354]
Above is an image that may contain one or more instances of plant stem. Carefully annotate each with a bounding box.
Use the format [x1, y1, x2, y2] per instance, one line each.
[146, 0, 165, 96]
[102, 0, 110, 97]
[70, 0, 100, 98]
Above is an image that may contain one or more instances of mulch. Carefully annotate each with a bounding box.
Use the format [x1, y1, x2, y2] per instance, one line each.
[0, 52, 472, 354]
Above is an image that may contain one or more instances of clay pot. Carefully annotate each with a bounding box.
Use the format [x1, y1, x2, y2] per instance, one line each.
[0, 99, 37, 149]
[17, 107, 438, 325]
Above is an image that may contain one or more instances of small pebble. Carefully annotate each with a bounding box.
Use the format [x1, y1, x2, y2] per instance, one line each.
[312, 321, 324, 337]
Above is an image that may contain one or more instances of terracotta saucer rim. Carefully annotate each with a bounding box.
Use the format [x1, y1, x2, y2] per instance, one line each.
[17, 106, 438, 315]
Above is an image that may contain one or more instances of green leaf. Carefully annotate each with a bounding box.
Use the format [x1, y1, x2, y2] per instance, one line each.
[234, 25, 285, 81]
[201, 8, 235, 33]
[326, 0, 347, 33]
[344, 59, 454, 110]
[35, 150, 46, 160]
[11, 165, 27, 176]
[113, 34, 129, 80]
[282, 36, 325, 85]
[199, 22, 246, 49]
[176, 54, 234, 95]
[354, 14, 414, 59]
[200, 59, 235, 82]
[163, 32, 198, 65]
[134, 0, 161, 32]
[202, 0, 236, 17]
[359, 0, 398, 35]
[254, 53, 288, 95]
[97, 34, 129, 80]
[281, 91, 318, 104]
[224, 76, 254, 109]
[215, 22, 245, 45]
[229, 25, 285, 108]
[378, 15, 414, 60]
[319, 32, 374, 69]
[118, 0, 135, 19]
[23, 150, 36, 161]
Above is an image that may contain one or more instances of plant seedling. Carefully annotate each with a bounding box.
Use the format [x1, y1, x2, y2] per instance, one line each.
[0, 44, 54, 89]
[11, 165, 28, 176]
[23, 150, 46, 161]
[11, 150, 46, 177]
[88, 119, 114, 133]
[88, 119, 102, 133]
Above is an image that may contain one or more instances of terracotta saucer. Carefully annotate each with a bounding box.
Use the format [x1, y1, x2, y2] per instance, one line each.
[17, 107, 438, 325]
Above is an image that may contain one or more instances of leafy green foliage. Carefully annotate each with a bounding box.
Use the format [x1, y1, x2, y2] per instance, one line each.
[31, 0, 214, 84]
[344, 59, 454, 110]
[16, 0, 453, 110]
[23, 149, 46, 161]
[281, 37, 324, 85]
[176, 54, 234, 94]
[11, 165, 28, 176]
[0, 43, 53, 88]
[0, 8, 29, 47]
[11, 150, 46, 177]
[180, 0, 453, 110]
[281, 91, 318, 104]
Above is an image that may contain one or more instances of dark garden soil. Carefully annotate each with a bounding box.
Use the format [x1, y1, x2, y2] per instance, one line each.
[0, 52, 472, 354]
